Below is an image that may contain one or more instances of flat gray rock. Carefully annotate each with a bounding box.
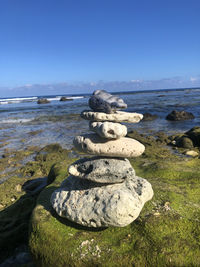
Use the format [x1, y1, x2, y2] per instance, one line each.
[51, 175, 154, 227]
[81, 110, 143, 123]
[73, 134, 145, 158]
[68, 156, 135, 183]
[89, 121, 127, 139]
[89, 90, 127, 113]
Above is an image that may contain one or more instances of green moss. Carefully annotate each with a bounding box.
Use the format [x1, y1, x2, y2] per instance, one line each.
[0, 175, 37, 261]
[29, 134, 200, 266]
[0, 144, 74, 263]
[20, 143, 71, 178]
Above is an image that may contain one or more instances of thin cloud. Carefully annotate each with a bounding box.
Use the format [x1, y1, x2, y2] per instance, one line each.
[0, 76, 200, 97]
[190, 77, 198, 82]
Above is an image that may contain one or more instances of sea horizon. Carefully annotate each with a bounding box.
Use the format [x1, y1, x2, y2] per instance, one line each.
[1, 86, 200, 103]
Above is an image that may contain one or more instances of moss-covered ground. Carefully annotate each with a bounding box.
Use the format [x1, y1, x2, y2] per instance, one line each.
[0, 144, 73, 263]
[27, 132, 200, 267]
[0, 132, 200, 266]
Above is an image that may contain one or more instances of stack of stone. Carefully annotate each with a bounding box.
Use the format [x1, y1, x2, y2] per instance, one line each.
[51, 90, 153, 228]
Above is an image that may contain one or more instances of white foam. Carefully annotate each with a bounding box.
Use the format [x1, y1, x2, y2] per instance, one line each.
[46, 97, 61, 101]
[0, 97, 38, 105]
[46, 96, 84, 101]
[1, 118, 33, 124]
[70, 96, 84, 99]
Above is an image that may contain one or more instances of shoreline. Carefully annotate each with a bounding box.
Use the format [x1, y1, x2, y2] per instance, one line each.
[0, 128, 200, 265]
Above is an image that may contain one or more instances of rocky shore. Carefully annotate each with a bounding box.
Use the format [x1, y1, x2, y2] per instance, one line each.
[0, 124, 200, 266]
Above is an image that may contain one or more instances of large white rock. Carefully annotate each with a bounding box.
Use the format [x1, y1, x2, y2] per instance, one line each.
[81, 110, 143, 123]
[68, 156, 135, 183]
[73, 134, 145, 158]
[89, 121, 127, 139]
[51, 175, 154, 227]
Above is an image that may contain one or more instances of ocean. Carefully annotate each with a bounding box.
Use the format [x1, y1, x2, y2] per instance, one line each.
[0, 88, 200, 154]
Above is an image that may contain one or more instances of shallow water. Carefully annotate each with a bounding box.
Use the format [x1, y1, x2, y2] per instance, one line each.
[0, 88, 199, 154]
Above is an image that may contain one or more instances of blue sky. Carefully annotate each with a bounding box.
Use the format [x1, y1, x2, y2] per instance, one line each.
[0, 0, 200, 96]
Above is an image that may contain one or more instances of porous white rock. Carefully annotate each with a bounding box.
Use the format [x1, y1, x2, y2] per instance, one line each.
[73, 134, 145, 158]
[81, 110, 143, 123]
[50, 175, 154, 227]
[89, 121, 127, 139]
[68, 156, 135, 183]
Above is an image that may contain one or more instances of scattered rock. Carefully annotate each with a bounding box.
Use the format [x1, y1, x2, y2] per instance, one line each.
[73, 134, 145, 158]
[0, 203, 5, 209]
[15, 184, 22, 192]
[175, 136, 194, 148]
[184, 150, 199, 157]
[60, 96, 73, 101]
[166, 110, 195, 121]
[89, 90, 127, 113]
[142, 113, 158, 121]
[37, 98, 50, 104]
[81, 110, 143, 123]
[156, 131, 170, 144]
[68, 156, 135, 183]
[11, 196, 17, 202]
[185, 126, 200, 147]
[89, 121, 127, 139]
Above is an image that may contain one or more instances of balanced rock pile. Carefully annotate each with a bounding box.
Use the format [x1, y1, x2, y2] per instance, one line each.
[51, 90, 153, 227]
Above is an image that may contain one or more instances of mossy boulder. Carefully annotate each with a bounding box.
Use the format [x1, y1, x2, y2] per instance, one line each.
[29, 133, 200, 266]
[37, 98, 50, 104]
[142, 113, 158, 121]
[169, 126, 200, 149]
[175, 135, 194, 149]
[166, 110, 195, 121]
[186, 126, 200, 147]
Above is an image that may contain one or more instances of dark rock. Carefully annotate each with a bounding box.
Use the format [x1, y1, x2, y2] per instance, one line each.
[89, 90, 127, 114]
[166, 110, 195, 121]
[60, 96, 73, 101]
[142, 113, 158, 121]
[37, 98, 50, 104]
[185, 126, 200, 147]
[156, 131, 170, 144]
[175, 136, 194, 148]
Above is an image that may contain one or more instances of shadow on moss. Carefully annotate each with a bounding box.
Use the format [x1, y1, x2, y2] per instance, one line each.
[0, 193, 37, 262]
